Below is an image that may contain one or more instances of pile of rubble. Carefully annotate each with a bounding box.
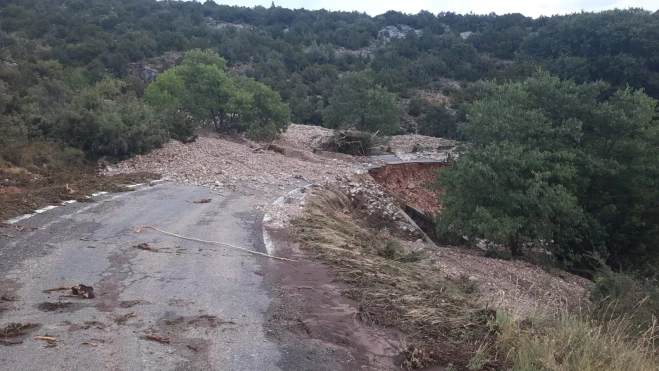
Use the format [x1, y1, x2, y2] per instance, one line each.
[336, 175, 426, 240]
[387, 134, 456, 154]
[106, 134, 370, 193]
[275, 124, 335, 150]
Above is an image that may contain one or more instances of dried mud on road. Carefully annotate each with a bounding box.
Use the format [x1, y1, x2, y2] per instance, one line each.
[0, 167, 157, 222]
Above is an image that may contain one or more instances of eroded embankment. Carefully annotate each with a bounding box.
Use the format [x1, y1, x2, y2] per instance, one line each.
[369, 162, 448, 216]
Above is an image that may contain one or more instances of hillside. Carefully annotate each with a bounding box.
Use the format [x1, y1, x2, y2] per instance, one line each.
[1, 2, 658, 147]
[2, 2, 659, 371]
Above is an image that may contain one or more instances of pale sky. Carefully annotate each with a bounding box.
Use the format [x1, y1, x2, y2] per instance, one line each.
[212, 0, 657, 18]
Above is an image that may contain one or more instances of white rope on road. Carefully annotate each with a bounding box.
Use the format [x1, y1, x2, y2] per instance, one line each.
[134, 225, 296, 262]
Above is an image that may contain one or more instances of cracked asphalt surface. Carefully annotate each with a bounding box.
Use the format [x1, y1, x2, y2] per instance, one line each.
[0, 182, 306, 370]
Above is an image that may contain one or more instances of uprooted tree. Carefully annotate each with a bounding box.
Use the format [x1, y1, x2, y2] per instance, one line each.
[435, 71, 659, 274]
[144, 49, 291, 141]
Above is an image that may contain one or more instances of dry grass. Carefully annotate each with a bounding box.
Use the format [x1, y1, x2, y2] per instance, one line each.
[293, 183, 659, 370]
[292, 185, 500, 369]
[497, 307, 659, 371]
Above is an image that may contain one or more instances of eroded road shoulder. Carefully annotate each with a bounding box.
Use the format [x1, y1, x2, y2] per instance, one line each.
[0, 182, 309, 370]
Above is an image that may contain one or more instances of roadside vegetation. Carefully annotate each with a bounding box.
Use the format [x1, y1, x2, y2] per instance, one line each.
[292, 182, 497, 369]
[295, 180, 659, 370]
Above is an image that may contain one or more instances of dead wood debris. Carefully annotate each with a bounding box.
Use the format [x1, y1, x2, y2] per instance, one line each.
[14, 225, 38, 232]
[81, 341, 99, 347]
[43, 285, 71, 293]
[115, 312, 137, 324]
[134, 225, 297, 262]
[59, 284, 94, 299]
[1, 294, 17, 301]
[35, 335, 58, 343]
[1, 234, 14, 238]
[145, 334, 170, 344]
[1, 338, 22, 345]
[136, 242, 158, 252]
[186, 198, 212, 204]
[1, 323, 39, 338]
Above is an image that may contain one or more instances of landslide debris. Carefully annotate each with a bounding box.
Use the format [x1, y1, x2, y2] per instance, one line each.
[292, 184, 497, 369]
[107, 132, 371, 192]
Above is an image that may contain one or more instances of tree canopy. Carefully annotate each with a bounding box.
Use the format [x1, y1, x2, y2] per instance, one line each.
[322, 71, 400, 135]
[436, 72, 659, 273]
[145, 49, 290, 141]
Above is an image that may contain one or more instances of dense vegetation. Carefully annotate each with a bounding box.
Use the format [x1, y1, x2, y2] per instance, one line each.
[1, 0, 658, 273]
[436, 72, 659, 275]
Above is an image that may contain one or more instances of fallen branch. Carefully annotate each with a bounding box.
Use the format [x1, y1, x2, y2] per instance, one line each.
[116, 312, 137, 324]
[14, 225, 37, 232]
[81, 341, 99, 347]
[35, 336, 57, 342]
[43, 285, 71, 293]
[1, 338, 22, 345]
[186, 199, 212, 204]
[134, 225, 296, 262]
[145, 334, 170, 344]
[136, 243, 157, 252]
[1, 234, 14, 238]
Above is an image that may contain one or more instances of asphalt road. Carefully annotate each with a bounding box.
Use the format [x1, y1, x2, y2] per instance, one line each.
[0, 182, 289, 370]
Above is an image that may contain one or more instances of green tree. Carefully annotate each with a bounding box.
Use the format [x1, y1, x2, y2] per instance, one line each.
[436, 141, 582, 255]
[226, 76, 291, 141]
[145, 49, 290, 140]
[322, 70, 400, 135]
[436, 72, 659, 271]
[55, 78, 167, 158]
[144, 49, 233, 132]
[418, 105, 461, 139]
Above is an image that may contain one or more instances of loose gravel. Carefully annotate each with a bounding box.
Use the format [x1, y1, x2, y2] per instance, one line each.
[106, 133, 371, 194]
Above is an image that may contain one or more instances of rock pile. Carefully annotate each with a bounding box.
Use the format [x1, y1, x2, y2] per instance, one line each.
[387, 133, 456, 154]
[276, 124, 335, 151]
[106, 134, 369, 193]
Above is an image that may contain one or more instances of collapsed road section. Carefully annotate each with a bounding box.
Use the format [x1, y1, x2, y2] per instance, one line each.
[369, 162, 449, 241]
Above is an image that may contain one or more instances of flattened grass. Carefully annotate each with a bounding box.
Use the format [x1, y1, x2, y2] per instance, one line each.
[292, 186, 499, 369]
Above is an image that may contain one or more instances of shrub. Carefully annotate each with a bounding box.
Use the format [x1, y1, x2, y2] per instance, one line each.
[56, 78, 168, 158]
[590, 268, 659, 329]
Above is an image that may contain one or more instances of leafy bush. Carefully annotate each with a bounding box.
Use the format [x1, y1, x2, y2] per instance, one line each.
[56, 78, 168, 158]
[418, 105, 461, 139]
[145, 50, 290, 142]
[407, 96, 426, 117]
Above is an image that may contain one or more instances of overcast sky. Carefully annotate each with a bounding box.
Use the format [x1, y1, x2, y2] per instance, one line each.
[212, 0, 657, 18]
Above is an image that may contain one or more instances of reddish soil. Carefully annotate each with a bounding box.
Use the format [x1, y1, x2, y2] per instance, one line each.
[369, 163, 448, 215]
[0, 166, 158, 222]
[264, 232, 407, 371]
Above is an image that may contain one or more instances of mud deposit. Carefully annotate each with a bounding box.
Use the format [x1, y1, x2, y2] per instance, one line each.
[264, 242, 407, 371]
